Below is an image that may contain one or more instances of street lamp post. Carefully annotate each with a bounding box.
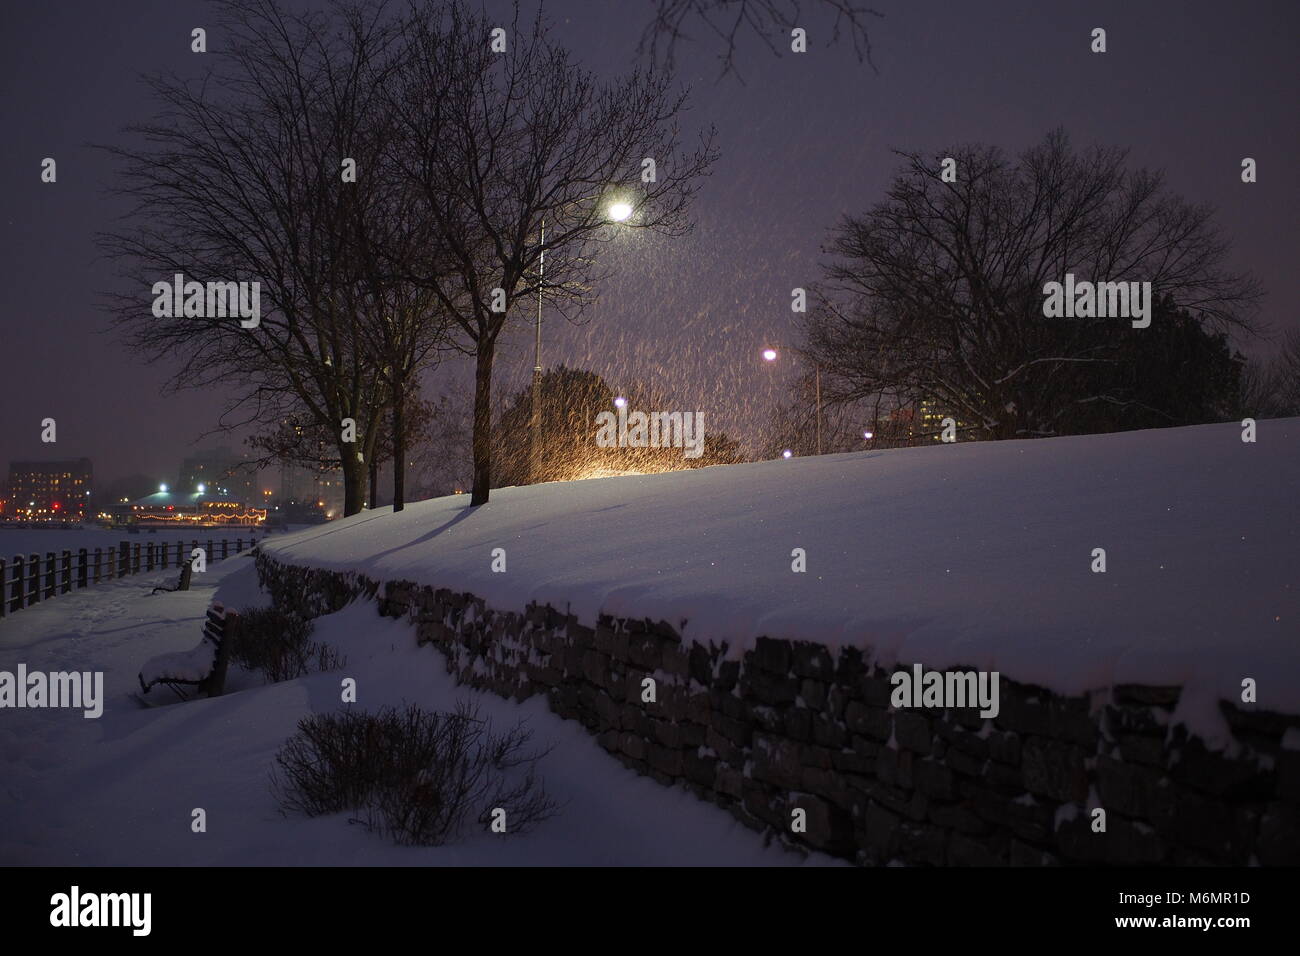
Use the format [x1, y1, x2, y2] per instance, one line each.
[762, 346, 822, 456]
[530, 200, 635, 484]
[529, 217, 546, 486]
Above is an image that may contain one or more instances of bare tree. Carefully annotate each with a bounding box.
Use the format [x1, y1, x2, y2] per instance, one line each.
[98, 0, 403, 515]
[387, 1, 718, 505]
[1275, 329, 1300, 415]
[1241, 328, 1300, 418]
[347, 127, 453, 512]
[804, 130, 1262, 441]
[641, 0, 882, 79]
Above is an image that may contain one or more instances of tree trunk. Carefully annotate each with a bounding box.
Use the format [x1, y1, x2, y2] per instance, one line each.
[392, 378, 406, 513]
[342, 447, 368, 517]
[470, 344, 495, 506]
[369, 454, 379, 510]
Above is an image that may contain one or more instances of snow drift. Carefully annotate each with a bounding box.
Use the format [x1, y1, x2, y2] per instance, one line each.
[261, 419, 1300, 728]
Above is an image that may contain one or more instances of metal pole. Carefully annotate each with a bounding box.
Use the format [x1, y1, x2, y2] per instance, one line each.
[530, 218, 545, 484]
[815, 363, 822, 456]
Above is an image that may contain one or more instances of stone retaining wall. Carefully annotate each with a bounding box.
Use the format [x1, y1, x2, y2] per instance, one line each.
[256, 552, 1300, 865]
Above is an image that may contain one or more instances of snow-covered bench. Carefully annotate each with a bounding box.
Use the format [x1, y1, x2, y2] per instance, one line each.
[151, 561, 193, 595]
[138, 601, 233, 700]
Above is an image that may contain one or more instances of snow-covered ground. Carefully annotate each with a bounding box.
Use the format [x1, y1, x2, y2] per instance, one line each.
[0, 558, 824, 865]
[261, 419, 1300, 740]
[2, 420, 1294, 863]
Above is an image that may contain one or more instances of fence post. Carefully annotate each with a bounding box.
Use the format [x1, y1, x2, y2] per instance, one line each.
[44, 553, 56, 599]
[28, 553, 40, 604]
[78, 549, 88, 589]
[93, 548, 101, 584]
[146, 542, 155, 572]
[161, 540, 169, 568]
[132, 543, 141, 574]
[221, 540, 228, 560]
[9, 556, 22, 612]
[61, 550, 72, 594]
[119, 542, 128, 577]
[236, 538, 243, 553]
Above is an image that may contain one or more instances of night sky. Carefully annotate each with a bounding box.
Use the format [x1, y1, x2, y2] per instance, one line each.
[2, 0, 1296, 485]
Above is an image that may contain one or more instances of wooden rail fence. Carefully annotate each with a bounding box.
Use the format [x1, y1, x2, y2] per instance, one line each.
[0, 538, 259, 618]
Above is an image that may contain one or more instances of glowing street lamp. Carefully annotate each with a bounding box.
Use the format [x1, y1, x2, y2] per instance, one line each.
[197, 484, 206, 494]
[762, 346, 822, 456]
[782, 449, 793, 459]
[613, 396, 627, 409]
[532, 196, 636, 482]
[863, 430, 874, 440]
[159, 484, 168, 493]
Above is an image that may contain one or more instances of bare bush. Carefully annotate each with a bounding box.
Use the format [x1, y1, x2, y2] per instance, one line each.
[232, 607, 345, 683]
[271, 703, 557, 846]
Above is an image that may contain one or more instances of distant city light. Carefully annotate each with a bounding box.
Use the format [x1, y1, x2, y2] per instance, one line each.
[197, 484, 206, 494]
[159, 484, 168, 493]
[863, 430, 874, 439]
[782, 449, 793, 459]
[613, 396, 627, 408]
[762, 348, 778, 362]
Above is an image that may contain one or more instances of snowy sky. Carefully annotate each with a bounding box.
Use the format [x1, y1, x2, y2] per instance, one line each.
[1, 0, 1296, 483]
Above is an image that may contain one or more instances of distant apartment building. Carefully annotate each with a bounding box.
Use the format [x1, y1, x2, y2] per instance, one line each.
[179, 447, 258, 502]
[919, 399, 973, 441]
[873, 400, 973, 447]
[6, 458, 93, 519]
[278, 459, 344, 518]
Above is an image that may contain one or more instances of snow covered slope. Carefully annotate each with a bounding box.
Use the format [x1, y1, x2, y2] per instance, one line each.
[0, 560, 821, 865]
[263, 419, 1299, 719]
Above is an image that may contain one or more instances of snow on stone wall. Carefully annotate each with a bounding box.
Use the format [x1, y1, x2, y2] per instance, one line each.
[256, 553, 1300, 865]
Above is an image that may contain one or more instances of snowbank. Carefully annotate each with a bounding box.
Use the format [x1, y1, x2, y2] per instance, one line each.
[261, 419, 1300, 719]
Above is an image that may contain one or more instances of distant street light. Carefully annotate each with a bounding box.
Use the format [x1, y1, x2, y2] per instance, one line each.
[782, 449, 793, 459]
[613, 396, 627, 409]
[863, 430, 874, 440]
[159, 484, 168, 493]
[762, 346, 822, 456]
